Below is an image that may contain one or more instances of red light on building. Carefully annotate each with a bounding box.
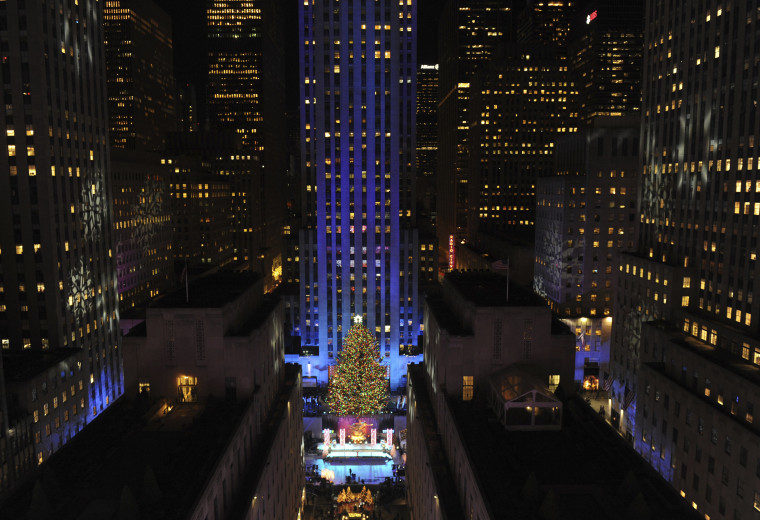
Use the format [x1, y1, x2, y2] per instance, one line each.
[586, 10, 598, 24]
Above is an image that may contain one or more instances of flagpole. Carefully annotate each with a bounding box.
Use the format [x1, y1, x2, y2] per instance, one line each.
[506, 257, 509, 303]
[185, 258, 189, 304]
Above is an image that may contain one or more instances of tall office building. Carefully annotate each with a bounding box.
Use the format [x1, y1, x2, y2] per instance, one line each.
[0, 0, 122, 489]
[530, 0, 643, 390]
[516, 0, 575, 55]
[104, 0, 177, 312]
[111, 150, 174, 312]
[533, 117, 639, 387]
[416, 63, 438, 217]
[437, 0, 513, 265]
[296, 0, 420, 388]
[207, 0, 286, 279]
[467, 45, 578, 239]
[104, 0, 177, 151]
[609, 3, 760, 517]
[569, 0, 643, 122]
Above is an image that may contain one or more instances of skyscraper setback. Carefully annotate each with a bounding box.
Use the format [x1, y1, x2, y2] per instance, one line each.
[0, 0, 122, 488]
[297, 0, 420, 387]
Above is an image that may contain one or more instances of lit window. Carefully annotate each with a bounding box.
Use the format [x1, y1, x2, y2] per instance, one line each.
[463, 376, 473, 401]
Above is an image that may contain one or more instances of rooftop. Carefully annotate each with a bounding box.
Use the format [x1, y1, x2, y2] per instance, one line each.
[0, 385, 281, 520]
[2, 348, 83, 383]
[229, 294, 281, 336]
[150, 271, 261, 309]
[424, 294, 468, 336]
[445, 271, 546, 308]
[643, 319, 760, 387]
[407, 364, 464, 519]
[445, 393, 702, 519]
[228, 365, 301, 517]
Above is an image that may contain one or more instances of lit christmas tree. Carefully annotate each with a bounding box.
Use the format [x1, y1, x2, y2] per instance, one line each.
[326, 317, 388, 416]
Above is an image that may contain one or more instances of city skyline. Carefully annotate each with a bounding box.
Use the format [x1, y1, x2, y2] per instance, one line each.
[0, 1, 756, 519]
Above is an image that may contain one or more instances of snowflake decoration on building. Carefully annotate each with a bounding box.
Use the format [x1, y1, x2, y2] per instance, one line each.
[79, 174, 105, 240]
[67, 257, 94, 319]
[533, 220, 564, 299]
[131, 177, 166, 253]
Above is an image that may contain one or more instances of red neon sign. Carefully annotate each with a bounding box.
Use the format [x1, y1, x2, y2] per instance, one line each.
[586, 10, 598, 24]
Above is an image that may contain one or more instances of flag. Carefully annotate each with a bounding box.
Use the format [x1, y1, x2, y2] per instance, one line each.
[492, 259, 509, 270]
[623, 387, 635, 410]
[602, 372, 613, 392]
[577, 329, 585, 349]
[492, 258, 510, 302]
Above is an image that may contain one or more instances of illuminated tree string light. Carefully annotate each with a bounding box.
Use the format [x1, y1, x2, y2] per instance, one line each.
[326, 321, 388, 416]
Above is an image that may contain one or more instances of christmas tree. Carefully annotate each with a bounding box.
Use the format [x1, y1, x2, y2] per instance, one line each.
[326, 318, 388, 416]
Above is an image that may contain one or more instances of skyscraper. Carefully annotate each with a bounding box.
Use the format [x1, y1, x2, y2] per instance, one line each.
[111, 150, 174, 313]
[0, 0, 122, 486]
[533, 117, 639, 387]
[437, 0, 513, 265]
[516, 0, 575, 55]
[467, 45, 578, 240]
[569, 0, 643, 123]
[104, 0, 177, 312]
[104, 0, 177, 151]
[297, 0, 420, 388]
[207, 0, 286, 280]
[416, 63, 438, 217]
[531, 0, 643, 390]
[610, 3, 760, 516]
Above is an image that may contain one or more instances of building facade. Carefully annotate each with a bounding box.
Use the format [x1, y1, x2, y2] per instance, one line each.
[294, 0, 421, 388]
[424, 272, 575, 399]
[416, 63, 437, 218]
[0, 0, 122, 490]
[166, 154, 234, 269]
[533, 117, 640, 387]
[609, 2, 760, 518]
[111, 150, 174, 312]
[467, 45, 578, 241]
[569, 0, 643, 123]
[206, 0, 287, 281]
[104, 0, 177, 151]
[437, 0, 513, 264]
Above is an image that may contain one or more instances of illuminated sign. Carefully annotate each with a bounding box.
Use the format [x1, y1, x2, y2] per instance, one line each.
[448, 234, 455, 270]
[586, 10, 598, 24]
[420, 64, 439, 71]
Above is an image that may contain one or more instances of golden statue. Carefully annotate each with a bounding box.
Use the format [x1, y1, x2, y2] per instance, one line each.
[348, 421, 368, 443]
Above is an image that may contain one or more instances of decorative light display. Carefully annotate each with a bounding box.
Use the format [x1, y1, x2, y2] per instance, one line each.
[339, 428, 346, 446]
[67, 257, 94, 319]
[448, 234, 455, 270]
[323, 428, 331, 447]
[131, 177, 166, 253]
[371, 428, 377, 447]
[79, 174, 104, 240]
[326, 322, 389, 416]
[386, 428, 393, 446]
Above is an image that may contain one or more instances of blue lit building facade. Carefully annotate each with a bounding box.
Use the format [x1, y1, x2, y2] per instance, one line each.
[295, 0, 421, 389]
